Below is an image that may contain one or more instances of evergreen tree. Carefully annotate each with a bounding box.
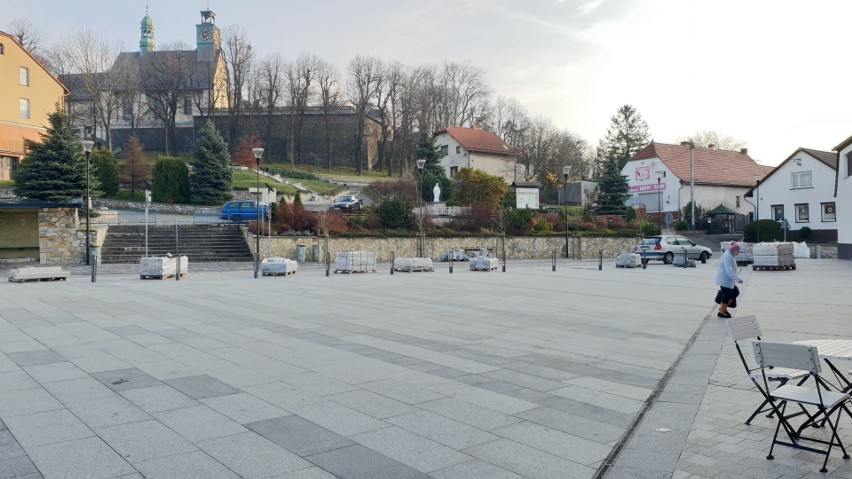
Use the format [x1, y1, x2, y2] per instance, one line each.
[191, 121, 232, 205]
[14, 110, 87, 200]
[91, 148, 119, 196]
[120, 136, 151, 194]
[599, 104, 651, 171]
[151, 156, 190, 203]
[595, 157, 630, 215]
[413, 131, 444, 176]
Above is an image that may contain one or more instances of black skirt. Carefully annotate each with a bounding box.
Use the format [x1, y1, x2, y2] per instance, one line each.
[715, 286, 739, 308]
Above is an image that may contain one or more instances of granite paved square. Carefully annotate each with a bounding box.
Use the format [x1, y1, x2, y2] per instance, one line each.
[164, 374, 240, 399]
[247, 415, 355, 456]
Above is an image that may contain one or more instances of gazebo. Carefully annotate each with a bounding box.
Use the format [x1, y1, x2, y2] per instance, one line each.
[706, 204, 738, 234]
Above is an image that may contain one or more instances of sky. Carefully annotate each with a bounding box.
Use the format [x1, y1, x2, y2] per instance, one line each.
[7, 0, 852, 166]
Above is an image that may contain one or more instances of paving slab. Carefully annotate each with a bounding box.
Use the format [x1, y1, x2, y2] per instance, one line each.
[1, 258, 849, 478]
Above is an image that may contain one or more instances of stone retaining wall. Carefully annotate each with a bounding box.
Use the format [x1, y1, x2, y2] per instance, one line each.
[243, 230, 642, 261]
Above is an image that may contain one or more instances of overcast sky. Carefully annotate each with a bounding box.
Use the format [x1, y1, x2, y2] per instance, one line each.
[9, 0, 852, 166]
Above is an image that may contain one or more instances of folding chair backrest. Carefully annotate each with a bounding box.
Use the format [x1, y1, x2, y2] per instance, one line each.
[727, 315, 762, 341]
[752, 340, 821, 375]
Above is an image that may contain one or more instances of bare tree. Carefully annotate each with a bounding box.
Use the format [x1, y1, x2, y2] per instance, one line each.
[346, 54, 382, 174]
[391, 65, 424, 177]
[435, 60, 491, 128]
[6, 18, 43, 54]
[678, 130, 746, 151]
[255, 52, 287, 160]
[142, 42, 194, 154]
[285, 53, 319, 165]
[56, 29, 122, 149]
[222, 26, 254, 147]
[316, 59, 341, 170]
[111, 53, 148, 138]
[374, 60, 403, 175]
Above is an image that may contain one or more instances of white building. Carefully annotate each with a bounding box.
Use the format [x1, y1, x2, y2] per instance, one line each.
[833, 135, 852, 260]
[624, 141, 772, 227]
[434, 126, 517, 184]
[743, 148, 837, 242]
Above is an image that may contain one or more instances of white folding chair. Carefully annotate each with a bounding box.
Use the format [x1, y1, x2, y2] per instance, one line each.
[726, 315, 810, 424]
[752, 340, 851, 472]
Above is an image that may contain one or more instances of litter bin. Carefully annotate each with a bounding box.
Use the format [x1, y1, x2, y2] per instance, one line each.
[311, 244, 319, 262]
[296, 244, 306, 262]
[90, 245, 102, 264]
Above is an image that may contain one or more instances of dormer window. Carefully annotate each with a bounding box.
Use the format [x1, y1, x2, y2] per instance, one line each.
[791, 171, 812, 188]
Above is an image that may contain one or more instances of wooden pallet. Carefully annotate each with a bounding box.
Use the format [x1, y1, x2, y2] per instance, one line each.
[470, 266, 498, 272]
[8, 276, 68, 283]
[393, 266, 434, 272]
[262, 271, 296, 276]
[139, 273, 186, 280]
[752, 264, 796, 271]
[334, 269, 375, 274]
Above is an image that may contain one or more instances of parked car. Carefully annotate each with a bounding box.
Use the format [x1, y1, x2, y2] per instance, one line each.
[330, 195, 362, 211]
[635, 235, 713, 264]
[219, 200, 268, 222]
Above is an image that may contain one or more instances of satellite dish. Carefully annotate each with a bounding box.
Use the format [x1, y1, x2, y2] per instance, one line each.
[632, 193, 640, 204]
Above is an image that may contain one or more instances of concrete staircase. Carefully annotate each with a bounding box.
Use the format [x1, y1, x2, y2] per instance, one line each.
[100, 224, 253, 264]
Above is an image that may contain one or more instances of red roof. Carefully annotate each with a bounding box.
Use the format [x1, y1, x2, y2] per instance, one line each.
[434, 126, 517, 157]
[631, 141, 772, 187]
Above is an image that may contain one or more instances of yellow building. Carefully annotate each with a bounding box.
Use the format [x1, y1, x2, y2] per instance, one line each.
[0, 31, 69, 180]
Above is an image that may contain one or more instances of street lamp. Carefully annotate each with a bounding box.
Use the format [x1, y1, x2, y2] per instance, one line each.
[81, 140, 94, 267]
[681, 141, 695, 229]
[252, 147, 264, 278]
[755, 178, 761, 243]
[562, 165, 571, 259]
[655, 171, 662, 233]
[415, 159, 426, 257]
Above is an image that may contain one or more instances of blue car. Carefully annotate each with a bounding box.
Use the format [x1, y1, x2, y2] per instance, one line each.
[219, 200, 268, 222]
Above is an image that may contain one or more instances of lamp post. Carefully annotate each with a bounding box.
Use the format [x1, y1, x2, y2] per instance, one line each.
[755, 178, 761, 243]
[655, 171, 662, 233]
[81, 140, 94, 267]
[562, 165, 571, 258]
[415, 159, 426, 257]
[681, 141, 695, 229]
[252, 147, 264, 278]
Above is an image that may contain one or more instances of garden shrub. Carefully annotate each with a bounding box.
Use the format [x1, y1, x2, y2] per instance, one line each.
[377, 198, 413, 229]
[675, 220, 689, 231]
[744, 219, 783, 242]
[798, 226, 812, 241]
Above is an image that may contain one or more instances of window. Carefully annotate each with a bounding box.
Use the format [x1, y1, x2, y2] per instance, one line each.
[440, 145, 448, 156]
[822, 203, 836, 222]
[736, 196, 740, 208]
[791, 170, 812, 188]
[183, 97, 193, 115]
[772, 205, 784, 221]
[846, 152, 852, 179]
[450, 166, 458, 177]
[20, 67, 29, 86]
[122, 100, 133, 120]
[795, 203, 809, 223]
[0, 43, 5, 54]
[455, 146, 461, 154]
[19, 99, 30, 119]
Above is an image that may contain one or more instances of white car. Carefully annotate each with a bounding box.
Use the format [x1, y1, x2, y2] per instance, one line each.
[635, 235, 713, 264]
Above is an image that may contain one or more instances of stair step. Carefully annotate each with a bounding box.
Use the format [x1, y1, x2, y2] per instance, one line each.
[102, 224, 254, 264]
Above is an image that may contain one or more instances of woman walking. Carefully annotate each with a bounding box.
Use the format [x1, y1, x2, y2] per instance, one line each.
[716, 242, 743, 318]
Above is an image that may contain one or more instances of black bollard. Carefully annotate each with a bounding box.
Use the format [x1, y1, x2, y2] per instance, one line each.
[552, 250, 556, 272]
[91, 252, 97, 283]
[325, 252, 330, 276]
[598, 250, 603, 271]
[642, 250, 647, 269]
[449, 257, 453, 274]
[390, 252, 394, 275]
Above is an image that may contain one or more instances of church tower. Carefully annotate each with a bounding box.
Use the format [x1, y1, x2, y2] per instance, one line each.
[195, 7, 220, 62]
[139, 6, 155, 54]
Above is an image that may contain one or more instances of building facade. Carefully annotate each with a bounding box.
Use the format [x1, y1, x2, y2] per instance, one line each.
[0, 31, 69, 180]
[744, 148, 837, 242]
[434, 126, 517, 184]
[834, 135, 852, 260]
[624, 142, 773, 226]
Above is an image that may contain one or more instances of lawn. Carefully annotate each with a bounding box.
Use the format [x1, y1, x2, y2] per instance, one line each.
[0, 180, 14, 188]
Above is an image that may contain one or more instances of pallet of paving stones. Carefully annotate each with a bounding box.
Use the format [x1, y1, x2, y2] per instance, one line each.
[139, 256, 188, 279]
[752, 264, 796, 271]
[614, 252, 642, 268]
[8, 266, 70, 282]
[393, 257, 434, 272]
[751, 243, 795, 271]
[333, 251, 377, 273]
[469, 257, 499, 271]
[261, 257, 297, 276]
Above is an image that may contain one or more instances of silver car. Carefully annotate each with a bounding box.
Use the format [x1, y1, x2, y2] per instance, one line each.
[635, 235, 713, 264]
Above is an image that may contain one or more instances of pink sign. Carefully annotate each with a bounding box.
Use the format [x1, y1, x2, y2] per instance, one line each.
[634, 166, 651, 181]
[631, 183, 665, 192]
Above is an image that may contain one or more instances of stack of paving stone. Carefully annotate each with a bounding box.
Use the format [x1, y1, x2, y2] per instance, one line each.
[334, 251, 377, 273]
[393, 257, 434, 272]
[261, 257, 297, 275]
[752, 242, 795, 270]
[139, 255, 188, 279]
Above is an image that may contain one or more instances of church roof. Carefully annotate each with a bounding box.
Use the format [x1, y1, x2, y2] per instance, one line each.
[114, 50, 221, 90]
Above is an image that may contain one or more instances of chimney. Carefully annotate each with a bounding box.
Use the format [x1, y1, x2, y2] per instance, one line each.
[740, 148, 748, 155]
[708, 144, 715, 150]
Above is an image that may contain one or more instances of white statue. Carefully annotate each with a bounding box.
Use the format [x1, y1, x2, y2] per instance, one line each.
[433, 183, 441, 203]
